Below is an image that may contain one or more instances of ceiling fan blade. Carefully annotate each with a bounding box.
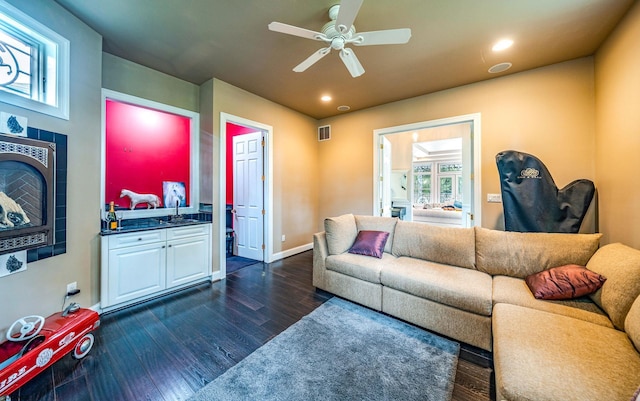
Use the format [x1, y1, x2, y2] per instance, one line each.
[293, 47, 331, 72]
[354, 28, 412, 46]
[268, 22, 323, 40]
[339, 48, 365, 78]
[335, 0, 364, 34]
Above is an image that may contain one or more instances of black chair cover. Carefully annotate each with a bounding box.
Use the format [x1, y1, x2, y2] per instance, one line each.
[495, 150, 595, 233]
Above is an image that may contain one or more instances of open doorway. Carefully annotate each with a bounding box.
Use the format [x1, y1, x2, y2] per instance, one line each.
[412, 137, 464, 226]
[226, 123, 263, 273]
[373, 113, 482, 227]
[220, 113, 273, 277]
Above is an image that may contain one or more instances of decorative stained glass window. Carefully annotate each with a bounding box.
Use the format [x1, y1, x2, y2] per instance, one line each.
[413, 162, 432, 204]
[0, 1, 69, 119]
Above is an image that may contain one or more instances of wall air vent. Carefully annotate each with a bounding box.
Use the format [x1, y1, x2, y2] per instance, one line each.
[318, 125, 331, 141]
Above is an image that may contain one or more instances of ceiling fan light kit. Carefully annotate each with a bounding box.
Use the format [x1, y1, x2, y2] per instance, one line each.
[268, 0, 411, 78]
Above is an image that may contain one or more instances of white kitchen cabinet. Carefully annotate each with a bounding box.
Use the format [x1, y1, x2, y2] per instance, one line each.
[107, 241, 167, 307]
[166, 234, 209, 287]
[101, 223, 211, 311]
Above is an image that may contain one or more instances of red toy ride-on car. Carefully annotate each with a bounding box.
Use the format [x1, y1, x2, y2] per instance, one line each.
[0, 307, 100, 400]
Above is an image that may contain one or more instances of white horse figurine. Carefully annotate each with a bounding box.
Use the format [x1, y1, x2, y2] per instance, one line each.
[120, 189, 161, 209]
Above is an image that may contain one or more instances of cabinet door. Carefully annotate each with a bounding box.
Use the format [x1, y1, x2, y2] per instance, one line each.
[107, 242, 166, 307]
[166, 235, 210, 288]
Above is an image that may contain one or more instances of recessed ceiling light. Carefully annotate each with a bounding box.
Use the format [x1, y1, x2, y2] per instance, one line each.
[321, 95, 332, 102]
[492, 39, 513, 52]
[488, 62, 512, 74]
[337, 105, 350, 111]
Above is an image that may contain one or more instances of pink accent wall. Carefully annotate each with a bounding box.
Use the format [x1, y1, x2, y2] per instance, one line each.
[105, 99, 191, 209]
[226, 122, 256, 205]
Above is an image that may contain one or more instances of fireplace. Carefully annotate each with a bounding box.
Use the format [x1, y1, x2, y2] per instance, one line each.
[0, 134, 55, 254]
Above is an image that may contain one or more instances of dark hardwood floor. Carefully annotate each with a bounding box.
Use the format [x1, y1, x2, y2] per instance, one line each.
[10, 251, 493, 401]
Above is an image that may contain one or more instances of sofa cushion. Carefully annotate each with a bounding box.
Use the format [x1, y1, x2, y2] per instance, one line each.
[324, 214, 357, 255]
[381, 257, 492, 316]
[587, 243, 640, 330]
[475, 227, 602, 278]
[493, 275, 613, 328]
[355, 215, 398, 254]
[493, 303, 640, 401]
[325, 252, 395, 284]
[625, 296, 640, 353]
[391, 221, 476, 269]
[525, 264, 606, 300]
[348, 230, 389, 259]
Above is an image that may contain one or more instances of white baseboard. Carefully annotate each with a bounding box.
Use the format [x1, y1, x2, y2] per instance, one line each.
[90, 303, 102, 314]
[211, 270, 223, 282]
[270, 242, 312, 262]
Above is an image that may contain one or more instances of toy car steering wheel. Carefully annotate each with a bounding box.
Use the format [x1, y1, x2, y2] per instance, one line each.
[6, 315, 45, 342]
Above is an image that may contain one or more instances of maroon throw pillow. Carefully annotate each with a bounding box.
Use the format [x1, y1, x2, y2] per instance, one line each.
[348, 230, 390, 259]
[525, 264, 606, 300]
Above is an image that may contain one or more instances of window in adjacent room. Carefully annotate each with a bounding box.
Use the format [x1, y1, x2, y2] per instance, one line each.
[437, 162, 462, 203]
[413, 162, 432, 204]
[0, 1, 69, 119]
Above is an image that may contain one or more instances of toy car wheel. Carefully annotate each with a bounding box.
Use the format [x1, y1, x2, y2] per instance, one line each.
[72, 333, 94, 359]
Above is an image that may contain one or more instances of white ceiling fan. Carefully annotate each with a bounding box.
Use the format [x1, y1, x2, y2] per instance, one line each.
[268, 0, 412, 78]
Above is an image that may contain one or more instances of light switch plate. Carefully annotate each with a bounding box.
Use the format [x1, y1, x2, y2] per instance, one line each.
[487, 193, 502, 203]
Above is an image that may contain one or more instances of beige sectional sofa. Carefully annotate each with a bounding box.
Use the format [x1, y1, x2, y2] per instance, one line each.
[312, 214, 640, 401]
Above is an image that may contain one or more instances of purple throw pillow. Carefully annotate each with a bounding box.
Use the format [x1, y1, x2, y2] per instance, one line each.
[525, 264, 606, 300]
[348, 230, 390, 259]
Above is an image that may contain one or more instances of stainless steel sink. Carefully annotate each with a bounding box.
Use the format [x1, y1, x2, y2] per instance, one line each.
[159, 218, 201, 226]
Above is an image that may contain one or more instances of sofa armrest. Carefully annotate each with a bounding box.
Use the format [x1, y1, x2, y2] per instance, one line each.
[313, 231, 329, 289]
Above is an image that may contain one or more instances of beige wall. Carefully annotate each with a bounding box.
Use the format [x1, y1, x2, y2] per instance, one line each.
[595, 1, 640, 248]
[318, 57, 596, 231]
[102, 53, 200, 112]
[199, 80, 215, 205]
[0, 0, 102, 329]
[211, 79, 319, 256]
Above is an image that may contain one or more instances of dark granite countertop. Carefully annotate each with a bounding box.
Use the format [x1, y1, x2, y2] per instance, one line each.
[100, 215, 211, 236]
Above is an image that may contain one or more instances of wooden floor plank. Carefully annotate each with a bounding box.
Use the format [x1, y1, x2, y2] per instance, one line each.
[9, 250, 493, 401]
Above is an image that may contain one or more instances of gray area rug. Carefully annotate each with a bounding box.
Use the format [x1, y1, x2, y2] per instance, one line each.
[189, 297, 460, 401]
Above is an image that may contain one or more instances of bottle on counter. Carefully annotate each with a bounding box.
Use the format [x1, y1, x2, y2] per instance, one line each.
[106, 201, 117, 230]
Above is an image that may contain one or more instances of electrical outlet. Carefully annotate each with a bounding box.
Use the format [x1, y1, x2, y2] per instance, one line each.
[281, 235, 286, 242]
[487, 193, 502, 203]
[66, 281, 77, 294]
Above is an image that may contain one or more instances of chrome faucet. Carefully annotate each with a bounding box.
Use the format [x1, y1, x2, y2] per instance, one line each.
[170, 200, 183, 222]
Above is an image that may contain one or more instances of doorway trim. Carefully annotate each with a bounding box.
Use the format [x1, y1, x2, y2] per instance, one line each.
[372, 113, 482, 226]
[219, 113, 274, 278]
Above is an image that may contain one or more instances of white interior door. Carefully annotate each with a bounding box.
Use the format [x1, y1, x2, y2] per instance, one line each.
[380, 136, 392, 216]
[233, 131, 264, 261]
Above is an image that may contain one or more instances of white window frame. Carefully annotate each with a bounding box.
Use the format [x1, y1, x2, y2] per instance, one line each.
[436, 161, 463, 203]
[0, 0, 69, 120]
[412, 162, 433, 205]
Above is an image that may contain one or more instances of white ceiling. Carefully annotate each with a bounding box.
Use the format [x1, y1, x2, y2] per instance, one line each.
[53, 0, 634, 119]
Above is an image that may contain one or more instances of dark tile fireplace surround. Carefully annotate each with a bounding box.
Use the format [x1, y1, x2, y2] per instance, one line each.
[0, 128, 67, 262]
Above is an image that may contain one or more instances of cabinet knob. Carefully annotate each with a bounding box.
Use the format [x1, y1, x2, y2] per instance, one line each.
[138, 238, 142, 241]
[162, 245, 166, 248]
